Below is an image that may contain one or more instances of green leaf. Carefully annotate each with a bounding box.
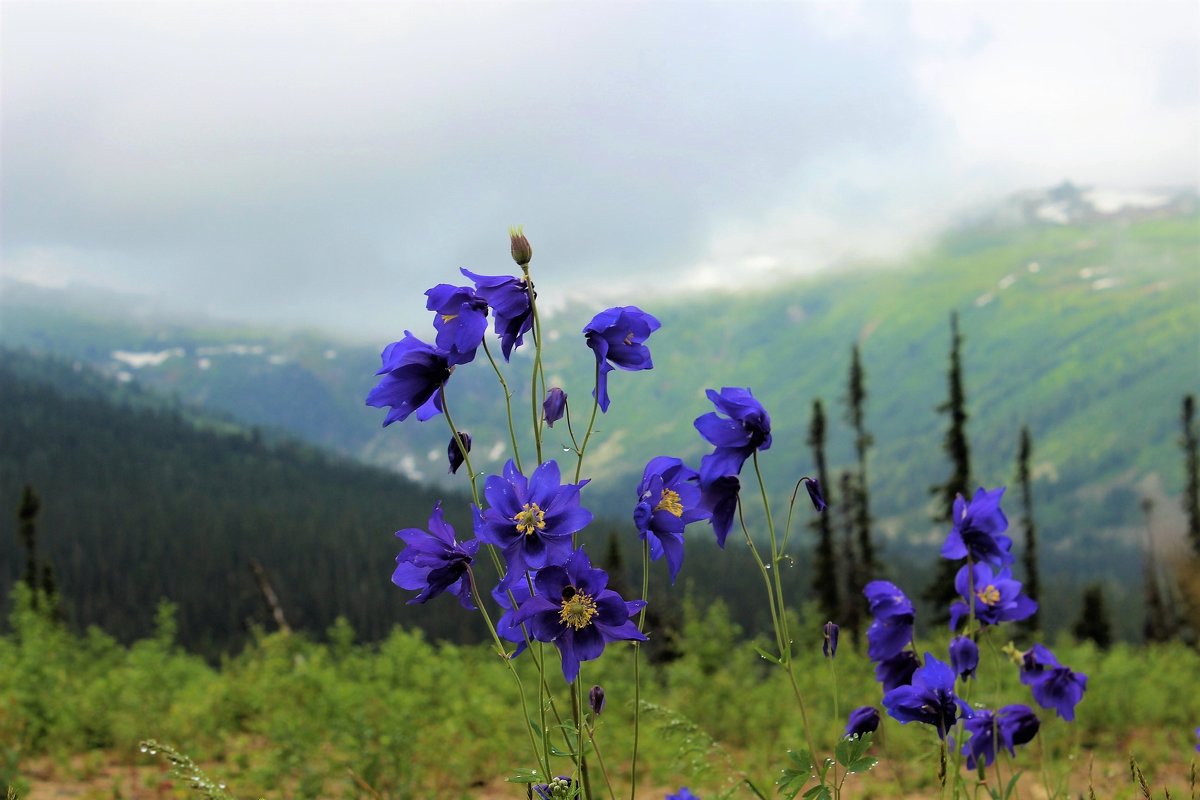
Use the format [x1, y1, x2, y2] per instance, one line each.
[753, 644, 783, 665]
[801, 785, 832, 800]
[787, 749, 814, 772]
[1002, 770, 1024, 800]
[845, 757, 878, 774]
[834, 738, 852, 767]
[505, 768, 542, 784]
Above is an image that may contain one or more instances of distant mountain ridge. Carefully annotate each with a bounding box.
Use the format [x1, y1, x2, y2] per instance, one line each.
[3, 196, 1197, 589]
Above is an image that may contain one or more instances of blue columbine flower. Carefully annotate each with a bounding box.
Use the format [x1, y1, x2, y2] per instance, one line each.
[949, 562, 1037, 630]
[960, 705, 1040, 770]
[582, 306, 661, 413]
[460, 268, 533, 360]
[513, 548, 648, 683]
[424, 284, 489, 366]
[882, 653, 964, 738]
[666, 790, 700, 800]
[864, 580, 916, 662]
[543, 387, 567, 427]
[474, 460, 592, 587]
[949, 635, 980, 680]
[844, 706, 881, 738]
[941, 486, 1015, 568]
[823, 620, 840, 658]
[875, 651, 920, 691]
[633, 456, 709, 583]
[391, 503, 479, 608]
[1018, 644, 1088, 721]
[365, 332, 451, 425]
[447, 431, 471, 475]
[694, 387, 773, 484]
[699, 474, 741, 548]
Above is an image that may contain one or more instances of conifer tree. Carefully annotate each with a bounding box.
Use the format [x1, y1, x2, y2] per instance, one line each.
[1016, 426, 1041, 633]
[1140, 497, 1172, 643]
[17, 484, 41, 610]
[1183, 394, 1199, 555]
[1072, 584, 1113, 649]
[844, 344, 877, 573]
[807, 399, 839, 623]
[925, 312, 973, 614]
[838, 470, 862, 643]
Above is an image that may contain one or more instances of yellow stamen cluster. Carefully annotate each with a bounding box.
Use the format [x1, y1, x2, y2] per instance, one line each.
[559, 591, 598, 630]
[654, 488, 684, 518]
[514, 502, 546, 536]
[976, 585, 1001, 605]
[440, 313, 458, 324]
[623, 331, 635, 345]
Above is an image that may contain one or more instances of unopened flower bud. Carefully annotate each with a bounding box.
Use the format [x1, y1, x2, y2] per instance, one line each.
[589, 684, 605, 716]
[803, 477, 827, 512]
[844, 706, 881, 738]
[447, 431, 472, 474]
[823, 620, 840, 658]
[509, 225, 532, 267]
[543, 387, 567, 427]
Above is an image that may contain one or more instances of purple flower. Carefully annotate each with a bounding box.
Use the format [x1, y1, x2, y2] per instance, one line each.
[949, 635, 979, 680]
[513, 548, 648, 682]
[700, 474, 741, 548]
[864, 580, 916, 661]
[460, 268, 533, 360]
[1018, 644, 1088, 721]
[492, 579, 534, 657]
[543, 387, 567, 427]
[424, 284, 489, 366]
[875, 650, 920, 691]
[960, 705, 1040, 769]
[844, 706, 881, 738]
[583, 306, 661, 413]
[949, 563, 1037, 630]
[882, 653, 963, 738]
[447, 431, 471, 475]
[941, 487, 1015, 568]
[365, 332, 451, 425]
[589, 684, 606, 716]
[633, 456, 709, 582]
[803, 477, 827, 512]
[474, 460, 592, 586]
[391, 503, 479, 609]
[666, 790, 700, 800]
[823, 621, 840, 658]
[694, 387, 772, 484]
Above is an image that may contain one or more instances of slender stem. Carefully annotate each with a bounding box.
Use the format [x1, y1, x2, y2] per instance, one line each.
[523, 265, 545, 466]
[736, 504, 786, 657]
[629, 538, 650, 800]
[439, 386, 479, 506]
[779, 478, 807, 554]
[482, 338, 523, 473]
[573, 673, 592, 799]
[585, 722, 618, 800]
[465, 567, 549, 778]
[573, 361, 601, 484]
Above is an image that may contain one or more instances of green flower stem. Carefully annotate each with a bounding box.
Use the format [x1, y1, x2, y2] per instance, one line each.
[585, 719, 618, 800]
[465, 567, 549, 779]
[629, 538, 650, 800]
[523, 265, 546, 466]
[438, 386, 479, 506]
[481, 337, 523, 474]
[736, 504, 786, 658]
[573, 362, 601, 484]
[573, 671, 592, 800]
[778, 477, 808, 554]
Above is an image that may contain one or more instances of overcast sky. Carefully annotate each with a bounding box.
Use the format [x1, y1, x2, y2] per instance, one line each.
[2, 0, 1196, 340]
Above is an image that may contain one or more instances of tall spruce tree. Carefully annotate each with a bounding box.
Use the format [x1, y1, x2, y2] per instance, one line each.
[1072, 584, 1113, 649]
[925, 312, 973, 615]
[17, 484, 41, 610]
[844, 344, 877, 574]
[838, 470, 863, 642]
[1182, 394, 1199, 555]
[1016, 426, 1041, 633]
[807, 399, 839, 623]
[1140, 497, 1172, 642]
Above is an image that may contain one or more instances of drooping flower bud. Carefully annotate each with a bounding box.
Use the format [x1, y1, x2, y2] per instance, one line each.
[447, 431, 472, 474]
[949, 635, 979, 680]
[823, 620, 840, 658]
[803, 477, 827, 512]
[543, 387, 567, 428]
[844, 706, 881, 738]
[509, 225, 532, 267]
[589, 684, 606, 716]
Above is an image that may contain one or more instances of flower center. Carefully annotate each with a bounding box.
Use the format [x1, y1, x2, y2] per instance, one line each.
[559, 587, 598, 630]
[440, 313, 458, 324]
[976, 585, 1001, 605]
[514, 502, 546, 536]
[622, 331, 635, 345]
[654, 488, 683, 518]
